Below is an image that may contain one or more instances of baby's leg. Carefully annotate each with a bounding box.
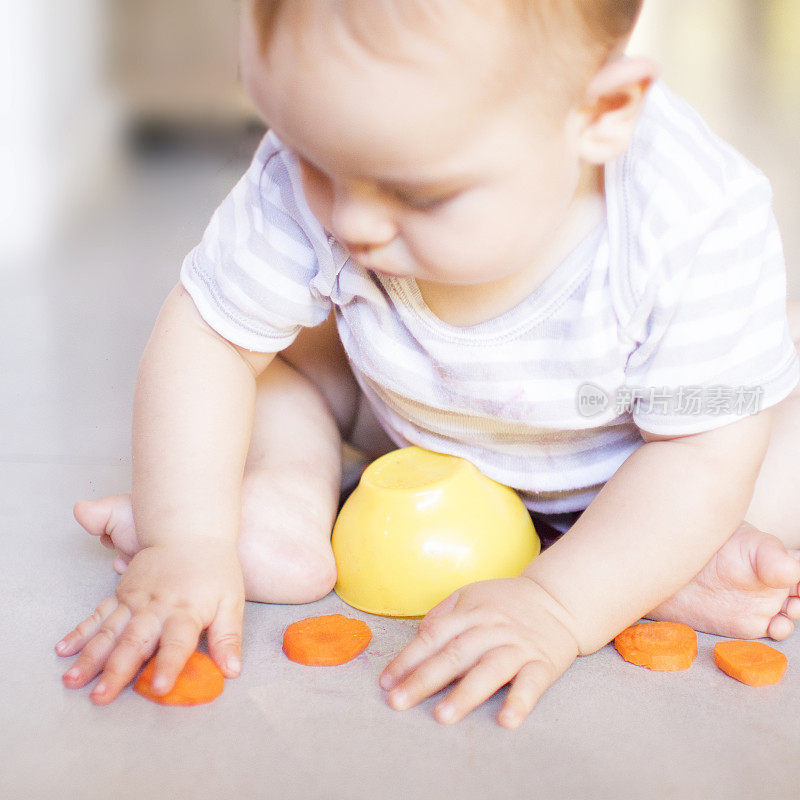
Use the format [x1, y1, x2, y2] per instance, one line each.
[741, 304, 800, 546]
[74, 311, 396, 604]
[646, 301, 800, 639]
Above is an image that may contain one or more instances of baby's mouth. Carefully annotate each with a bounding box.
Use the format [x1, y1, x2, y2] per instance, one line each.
[354, 260, 405, 278]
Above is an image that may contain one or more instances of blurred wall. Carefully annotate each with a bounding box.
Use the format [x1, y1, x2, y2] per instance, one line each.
[3, 2, 123, 269]
[108, 0, 252, 128]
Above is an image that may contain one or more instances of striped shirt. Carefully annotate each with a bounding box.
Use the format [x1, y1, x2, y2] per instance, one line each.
[180, 80, 799, 530]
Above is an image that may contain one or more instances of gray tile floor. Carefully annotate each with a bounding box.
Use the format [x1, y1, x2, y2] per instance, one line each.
[4, 138, 800, 800]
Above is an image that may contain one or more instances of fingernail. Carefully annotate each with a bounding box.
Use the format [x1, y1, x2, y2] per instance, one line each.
[65, 667, 80, 681]
[379, 673, 394, 690]
[226, 656, 240, 675]
[55, 640, 68, 654]
[436, 703, 455, 723]
[391, 690, 408, 709]
[91, 681, 106, 696]
[499, 710, 520, 728]
[151, 675, 168, 693]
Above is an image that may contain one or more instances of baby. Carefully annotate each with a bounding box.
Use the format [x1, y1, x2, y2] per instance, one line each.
[57, 0, 800, 727]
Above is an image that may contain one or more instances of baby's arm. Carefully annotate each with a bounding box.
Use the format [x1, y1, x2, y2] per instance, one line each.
[59, 281, 276, 704]
[131, 281, 275, 549]
[522, 410, 771, 653]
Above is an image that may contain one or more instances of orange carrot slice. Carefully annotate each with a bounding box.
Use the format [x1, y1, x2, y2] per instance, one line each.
[714, 640, 787, 686]
[134, 651, 224, 705]
[614, 621, 697, 671]
[283, 614, 372, 666]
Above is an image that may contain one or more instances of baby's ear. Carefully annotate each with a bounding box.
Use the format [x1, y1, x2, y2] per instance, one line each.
[576, 55, 658, 164]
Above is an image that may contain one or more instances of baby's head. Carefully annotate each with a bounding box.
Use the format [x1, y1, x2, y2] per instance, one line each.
[239, 0, 654, 286]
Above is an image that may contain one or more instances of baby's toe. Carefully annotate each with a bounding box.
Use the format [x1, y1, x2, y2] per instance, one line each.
[73, 494, 140, 557]
[73, 499, 106, 536]
[753, 536, 800, 590]
[113, 556, 129, 574]
[766, 612, 794, 641]
[781, 595, 800, 620]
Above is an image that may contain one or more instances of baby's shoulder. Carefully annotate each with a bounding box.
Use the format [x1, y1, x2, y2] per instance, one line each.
[605, 82, 777, 333]
[247, 130, 321, 228]
[245, 129, 349, 280]
[615, 80, 771, 233]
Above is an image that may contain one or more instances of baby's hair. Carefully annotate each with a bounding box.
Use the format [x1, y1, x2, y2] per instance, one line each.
[572, 0, 644, 49]
[251, 0, 643, 56]
[507, 0, 645, 105]
[249, 0, 644, 112]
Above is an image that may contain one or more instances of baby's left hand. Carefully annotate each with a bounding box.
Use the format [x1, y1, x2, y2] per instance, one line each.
[379, 576, 581, 728]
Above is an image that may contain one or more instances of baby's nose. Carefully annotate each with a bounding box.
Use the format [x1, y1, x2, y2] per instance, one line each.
[330, 186, 397, 252]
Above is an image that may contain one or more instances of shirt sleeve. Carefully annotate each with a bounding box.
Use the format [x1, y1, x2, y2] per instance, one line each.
[179, 130, 341, 352]
[622, 177, 799, 435]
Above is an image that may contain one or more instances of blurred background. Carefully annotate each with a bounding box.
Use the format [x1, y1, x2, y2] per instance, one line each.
[1, 0, 799, 466]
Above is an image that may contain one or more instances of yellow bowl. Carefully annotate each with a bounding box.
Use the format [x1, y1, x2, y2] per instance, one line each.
[332, 446, 540, 617]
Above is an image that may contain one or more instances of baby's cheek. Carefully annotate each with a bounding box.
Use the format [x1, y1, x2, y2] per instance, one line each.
[420, 192, 534, 276]
[402, 217, 478, 275]
[410, 222, 514, 282]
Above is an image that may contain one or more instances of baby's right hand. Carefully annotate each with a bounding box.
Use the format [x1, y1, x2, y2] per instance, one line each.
[55, 539, 245, 704]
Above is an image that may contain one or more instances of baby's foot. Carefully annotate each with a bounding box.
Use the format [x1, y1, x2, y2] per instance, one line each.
[73, 495, 140, 574]
[647, 521, 800, 640]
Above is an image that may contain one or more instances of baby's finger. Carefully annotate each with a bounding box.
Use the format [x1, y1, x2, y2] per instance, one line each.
[206, 597, 244, 678]
[433, 646, 521, 725]
[380, 610, 480, 692]
[55, 595, 119, 657]
[424, 589, 461, 620]
[143, 611, 204, 695]
[61, 603, 133, 689]
[387, 626, 510, 711]
[497, 658, 558, 729]
[90, 608, 162, 704]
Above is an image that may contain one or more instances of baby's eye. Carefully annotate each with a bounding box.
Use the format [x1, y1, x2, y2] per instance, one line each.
[296, 152, 457, 211]
[395, 191, 458, 211]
